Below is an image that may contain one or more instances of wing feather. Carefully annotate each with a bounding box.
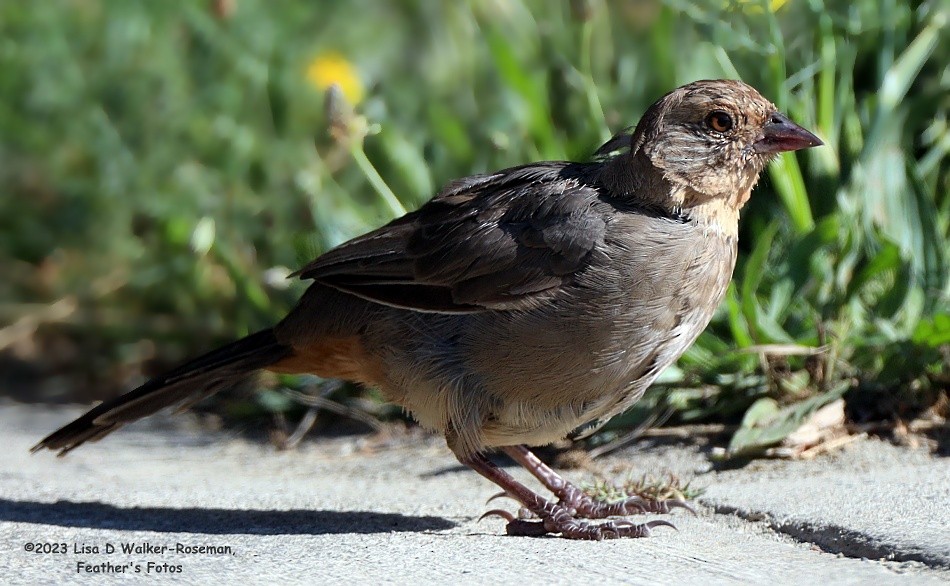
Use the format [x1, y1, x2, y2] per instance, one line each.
[295, 162, 607, 313]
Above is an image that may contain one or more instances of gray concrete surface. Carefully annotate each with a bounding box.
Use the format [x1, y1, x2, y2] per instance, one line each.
[1, 402, 947, 585]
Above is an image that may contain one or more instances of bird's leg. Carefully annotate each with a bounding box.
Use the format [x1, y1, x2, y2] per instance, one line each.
[460, 451, 673, 539]
[501, 445, 694, 519]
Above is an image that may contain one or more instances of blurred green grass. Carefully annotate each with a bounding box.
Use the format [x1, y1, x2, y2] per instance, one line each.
[0, 0, 946, 448]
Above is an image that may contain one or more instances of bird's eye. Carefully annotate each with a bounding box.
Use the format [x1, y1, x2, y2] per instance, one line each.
[705, 111, 733, 133]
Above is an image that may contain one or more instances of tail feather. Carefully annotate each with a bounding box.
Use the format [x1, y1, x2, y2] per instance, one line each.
[32, 328, 291, 456]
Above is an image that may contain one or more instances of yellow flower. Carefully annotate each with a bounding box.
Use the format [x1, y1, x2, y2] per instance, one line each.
[306, 52, 364, 105]
[728, 0, 789, 13]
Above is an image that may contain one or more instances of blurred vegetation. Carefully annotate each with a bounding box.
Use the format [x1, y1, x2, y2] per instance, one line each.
[0, 0, 947, 449]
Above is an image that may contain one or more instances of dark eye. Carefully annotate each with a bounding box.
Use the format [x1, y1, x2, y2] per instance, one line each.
[705, 111, 733, 133]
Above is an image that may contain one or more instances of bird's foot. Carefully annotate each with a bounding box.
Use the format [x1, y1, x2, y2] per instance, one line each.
[481, 506, 675, 540]
[465, 449, 683, 539]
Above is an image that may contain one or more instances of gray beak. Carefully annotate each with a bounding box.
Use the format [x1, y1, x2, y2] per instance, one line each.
[754, 112, 823, 154]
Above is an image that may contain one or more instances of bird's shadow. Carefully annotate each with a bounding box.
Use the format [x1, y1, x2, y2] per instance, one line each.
[0, 499, 456, 535]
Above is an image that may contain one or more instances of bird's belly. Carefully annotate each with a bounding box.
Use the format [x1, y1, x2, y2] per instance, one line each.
[476, 303, 718, 447]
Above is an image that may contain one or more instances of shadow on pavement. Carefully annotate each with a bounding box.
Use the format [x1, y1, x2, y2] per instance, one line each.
[0, 499, 456, 535]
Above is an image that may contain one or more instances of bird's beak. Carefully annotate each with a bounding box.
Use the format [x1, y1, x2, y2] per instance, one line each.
[753, 112, 823, 154]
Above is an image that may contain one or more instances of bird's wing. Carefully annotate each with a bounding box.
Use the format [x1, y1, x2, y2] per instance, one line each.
[295, 162, 607, 313]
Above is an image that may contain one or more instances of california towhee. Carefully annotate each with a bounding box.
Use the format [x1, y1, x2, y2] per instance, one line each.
[34, 80, 821, 539]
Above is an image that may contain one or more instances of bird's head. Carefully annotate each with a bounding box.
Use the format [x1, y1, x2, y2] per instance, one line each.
[628, 79, 822, 210]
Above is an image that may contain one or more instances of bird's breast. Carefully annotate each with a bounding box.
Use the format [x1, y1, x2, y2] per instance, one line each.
[460, 219, 736, 444]
[596, 220, 735, 380]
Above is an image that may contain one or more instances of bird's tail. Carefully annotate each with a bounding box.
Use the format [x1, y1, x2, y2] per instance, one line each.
[32, 328, 292, 456]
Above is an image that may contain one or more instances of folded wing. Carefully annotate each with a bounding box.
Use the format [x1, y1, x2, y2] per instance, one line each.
[295, 162, 607, 313]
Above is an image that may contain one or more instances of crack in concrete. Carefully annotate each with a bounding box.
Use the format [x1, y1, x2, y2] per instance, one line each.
[709, 503, 950, 571]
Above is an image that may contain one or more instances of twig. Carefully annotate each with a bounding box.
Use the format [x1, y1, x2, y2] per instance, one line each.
[849, 418, 947, 434]
[631, 423, 736, 438]
[279, 407, 321, 450]
[587, 406, 676, 460]
[0, 297, 76, 352]
[797, 432, 866, 460]
[737, 343, 828, 356]
[281, 387, 383, 431]
[349, 144, 406, 218]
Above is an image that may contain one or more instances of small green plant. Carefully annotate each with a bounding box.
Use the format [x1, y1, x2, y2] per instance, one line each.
[584, 473, 704, 504]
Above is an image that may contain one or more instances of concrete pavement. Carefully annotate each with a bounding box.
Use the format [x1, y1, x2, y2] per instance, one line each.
[1, 402, 947, 585]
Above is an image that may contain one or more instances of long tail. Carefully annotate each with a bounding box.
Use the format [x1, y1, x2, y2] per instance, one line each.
[32, 328, 292, 456]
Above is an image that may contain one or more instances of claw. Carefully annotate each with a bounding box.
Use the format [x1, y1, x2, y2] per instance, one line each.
[645, 519, 677, 532]
[485, 491, 513, 505]
[478, 509, 515, 523]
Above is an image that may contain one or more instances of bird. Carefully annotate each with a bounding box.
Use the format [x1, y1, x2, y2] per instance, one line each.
[33, 79, 822, 540]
